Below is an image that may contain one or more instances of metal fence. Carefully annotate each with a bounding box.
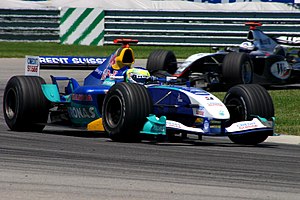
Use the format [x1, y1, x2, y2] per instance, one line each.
[0, 8, 300, 46]
[104, 10, 300, 46]
[0, 8, 59, 42]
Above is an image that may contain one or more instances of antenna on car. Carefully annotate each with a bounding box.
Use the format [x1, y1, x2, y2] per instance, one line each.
[113, 38, 139, 48]
[245, 22, 262, 30]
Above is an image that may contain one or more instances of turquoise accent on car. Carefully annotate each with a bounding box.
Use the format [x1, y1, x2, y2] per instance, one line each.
[140, 114, 167, 135]
[42, 84, 71, 103]
[103, 78, 116, 86]
[68, 102, 100, 126]
[41, 84, 61, 102]
[151, 85, 181, 91]
[252, 115, 276, 128]
[150, 85, 209, 95]
[253, 115, 277, 136]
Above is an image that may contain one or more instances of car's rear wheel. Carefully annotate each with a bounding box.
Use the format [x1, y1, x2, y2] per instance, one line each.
[102, 82, 153, 142]
[223, 84, 274, 145]
[147, 49, 178, 75]
[3, 76, 50, 132]
[222, 52, 253, 85]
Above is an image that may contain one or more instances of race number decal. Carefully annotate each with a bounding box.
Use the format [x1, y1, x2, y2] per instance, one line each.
[25, 56, 40, 76]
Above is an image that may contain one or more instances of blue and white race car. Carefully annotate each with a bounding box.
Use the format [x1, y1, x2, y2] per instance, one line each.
[3, 39, 275, 145]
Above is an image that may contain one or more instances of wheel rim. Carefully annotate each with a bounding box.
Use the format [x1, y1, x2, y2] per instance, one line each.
[241, 61, 252, 84]
[5, 88, 17, 120]
[226, 97, 246, 123]
[106, 95, 123, 128]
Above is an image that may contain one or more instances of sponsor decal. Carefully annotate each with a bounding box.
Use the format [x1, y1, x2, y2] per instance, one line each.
[203, 119, 210, 133]
[198, 106, 205, 110]
[109, 54, 117, 66]
[166, 121, 182, 129]
[196, 110, 204, 116]
[219, 110, 225, 116]
[166, 120, 204, 133]
[72, 57, 104, 65]
[152, 124, 165, 133]
[270, 61, 291, 79]
[25, 56, 40, 76]
[207, 102, 223, 107]
[177, 93, 183, 102]
[101, 69, 118, 80]
[205, 96, 214, 100]
[68, 106, 96, 119]
[39, 56, 106, 65]
[27, 57, 38, 65]
[27, 65, 38, 73]
[103, 78, 116, 86]
[71, 94, 93, 101]
[236, 121, 258, 130]
[95, 68, 103, 76]
[196, 106, 205, 116]
[226, 118, 266, 133]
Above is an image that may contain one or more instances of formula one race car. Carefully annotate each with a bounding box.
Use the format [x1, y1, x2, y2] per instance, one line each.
[147, 22, 300, 90]
[3, 39, 275, 145]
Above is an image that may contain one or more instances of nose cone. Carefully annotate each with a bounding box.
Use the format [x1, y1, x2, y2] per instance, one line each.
[187, 89, 230, 120]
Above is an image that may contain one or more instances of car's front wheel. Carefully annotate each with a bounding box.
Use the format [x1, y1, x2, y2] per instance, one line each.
[102, 82, 153, 142]
[223, 84, 274, 145]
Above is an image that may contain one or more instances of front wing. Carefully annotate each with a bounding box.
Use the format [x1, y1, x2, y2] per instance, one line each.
[141, 116, 274, 137]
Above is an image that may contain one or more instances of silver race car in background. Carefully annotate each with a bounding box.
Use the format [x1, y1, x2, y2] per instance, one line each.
[147, 22, 300, 90]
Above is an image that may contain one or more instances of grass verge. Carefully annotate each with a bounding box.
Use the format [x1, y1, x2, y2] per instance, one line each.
[0, 42, 209, 58]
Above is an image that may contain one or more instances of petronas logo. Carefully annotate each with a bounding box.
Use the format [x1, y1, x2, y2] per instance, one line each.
[60, 8, 105, 46]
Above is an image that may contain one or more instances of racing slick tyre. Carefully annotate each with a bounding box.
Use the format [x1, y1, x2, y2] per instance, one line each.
[147, 49, 177, 75]
[102, 82, 153, 142]
[3, 76, 50, 132]
[222, 52, 253, 85]
[223, 84, 274, 145]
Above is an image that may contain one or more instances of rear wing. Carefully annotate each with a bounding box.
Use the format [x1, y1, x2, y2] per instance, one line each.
[275, 36, 300, 46]
[39, 56, 106, 69]
[25, 55, 107, 76]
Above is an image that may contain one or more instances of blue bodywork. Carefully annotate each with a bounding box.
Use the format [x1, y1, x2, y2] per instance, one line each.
[41, 40, 274, 138]
[42, 45, 134, 127]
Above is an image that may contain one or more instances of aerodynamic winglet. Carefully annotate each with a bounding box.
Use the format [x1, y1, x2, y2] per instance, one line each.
[113, 38, 139, 47]
[245, 22, 262, 30]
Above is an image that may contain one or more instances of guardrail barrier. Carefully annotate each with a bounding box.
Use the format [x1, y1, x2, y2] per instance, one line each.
[0, 8, 300, 46]
[0, 8, 59, 42]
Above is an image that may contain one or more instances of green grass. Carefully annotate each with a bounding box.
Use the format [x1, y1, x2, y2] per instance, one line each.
[270, 90, 300, 135]
[0, 42, 299, 135]
[0, 42, 209, 58]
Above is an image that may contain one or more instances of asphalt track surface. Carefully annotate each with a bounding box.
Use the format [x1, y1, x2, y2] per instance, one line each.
[0, 59, 299, 200]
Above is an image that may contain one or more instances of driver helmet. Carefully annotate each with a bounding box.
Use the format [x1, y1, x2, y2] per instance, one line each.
[239, 41, 255, 52]
[126, 68, 150, 84]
